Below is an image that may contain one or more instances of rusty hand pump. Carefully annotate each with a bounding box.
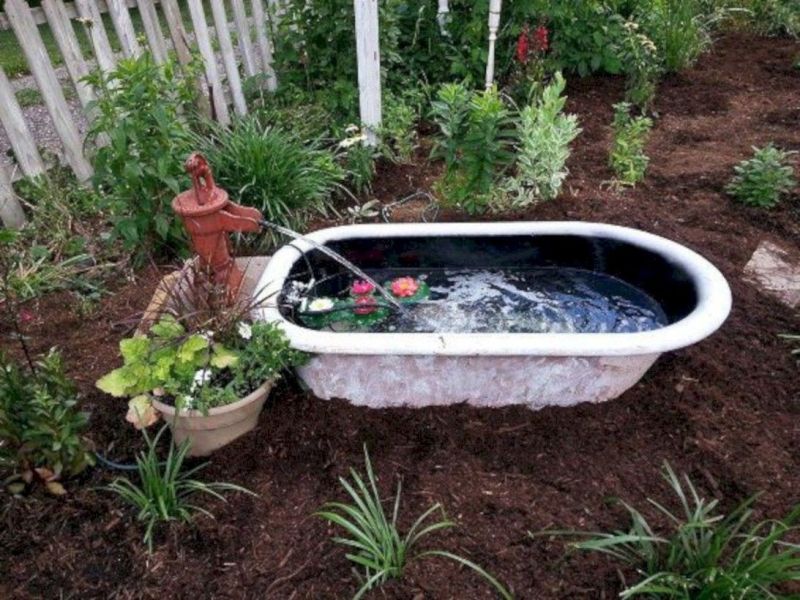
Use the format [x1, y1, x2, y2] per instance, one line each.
[172, 153, 264, 299]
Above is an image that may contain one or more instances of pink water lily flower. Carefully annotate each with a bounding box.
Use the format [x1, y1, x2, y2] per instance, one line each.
[391, 277, 419, 298]
[353, 295, 378, 315]
[351, 279, 375, 295]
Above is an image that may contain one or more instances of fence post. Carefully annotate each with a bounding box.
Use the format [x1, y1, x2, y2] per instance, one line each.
[136, 0, 169, 63]
[354, 0, 381, 146]
[231, 0, 256, 77]
[187, 0, 230, 124]
[74, 0, 116, 73]
[210, 0, 247, 116]
[106, 0, 142, 58]
[0, 67, 45, 178]
[42, 0, 96, 110]
[485, 0, 502, 89]
[251, 0, 276, 91]
[0, 161, 25, 229]
[6, 0, 92, 182]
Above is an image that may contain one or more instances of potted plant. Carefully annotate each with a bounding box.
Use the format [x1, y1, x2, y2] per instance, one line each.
[96, 306, 305, 456]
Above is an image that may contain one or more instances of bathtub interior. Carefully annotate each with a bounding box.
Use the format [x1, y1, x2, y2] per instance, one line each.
[278, 233, 699, 327]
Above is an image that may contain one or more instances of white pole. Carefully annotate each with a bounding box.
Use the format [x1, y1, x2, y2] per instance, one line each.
[485, 0, 502, 89]
[437, 0, 449, 34]
[354, 0, 381, 146]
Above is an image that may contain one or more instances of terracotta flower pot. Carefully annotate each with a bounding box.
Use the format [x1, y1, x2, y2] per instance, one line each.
[152, 380, 274, 457]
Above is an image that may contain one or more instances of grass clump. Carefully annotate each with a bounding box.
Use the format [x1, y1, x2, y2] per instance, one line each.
[195, 115, 344, 236]
[539, 462, 800, 599]
[726, 144, 797, 208]
[106, 425, 255, 552]
[316, 446, 512, 600]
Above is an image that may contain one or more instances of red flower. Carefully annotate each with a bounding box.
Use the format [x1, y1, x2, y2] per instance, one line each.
[351, 279, 375, 296]
[533, 25, 549, 53]
[516, 25, 530, 64]
[391, 277, 419, 298]
[353, 295, 378, 315]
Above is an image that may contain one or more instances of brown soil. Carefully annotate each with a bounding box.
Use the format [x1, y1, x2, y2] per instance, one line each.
[2, 33, 800, 599]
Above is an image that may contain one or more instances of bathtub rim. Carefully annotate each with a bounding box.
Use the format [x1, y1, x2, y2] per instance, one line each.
[254, 221, 732, 357]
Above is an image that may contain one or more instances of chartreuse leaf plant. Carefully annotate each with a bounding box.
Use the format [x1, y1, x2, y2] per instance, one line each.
[536, 462, 800, 599]
[317, 446, 512, 600]
[610, 101, 653, 187]
[726, 144, 797, 209]
[96, 314, 305, 424]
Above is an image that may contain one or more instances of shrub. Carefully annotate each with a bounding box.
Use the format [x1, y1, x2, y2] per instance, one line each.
[195, 115, 344, 234]
[610, 102, 653, 186]
[619, 20, 660, 111]
[106, 425, 254, 552]
[434, 86, 516, 214]
[316, 446, 511, 600]
[380, 88, 421, 163]
[501, 72, 581, 206]
[0, 350, 94, 494]
[430, 82, 472, 170]
[86, 53, 198, 260]
[726, 144, 797, 208]
[541, 462, 800, 598]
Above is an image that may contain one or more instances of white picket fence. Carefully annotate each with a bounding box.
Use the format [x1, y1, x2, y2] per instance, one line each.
[0, 0, 385, 229]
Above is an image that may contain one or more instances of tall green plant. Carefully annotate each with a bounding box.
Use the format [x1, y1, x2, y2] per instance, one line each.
[502, 72, 581, 206]
[85, 53, 198, 259]
[610, 102, 653, 186]
[539, 462, 800, 599]
[195, 115, 344, 235]
[436, 86, 516, 214]
[316, 446, 511, 600]
[638, 0, 717, 72]
[430, 82, 471, 169]
[106, 425, 255, 552]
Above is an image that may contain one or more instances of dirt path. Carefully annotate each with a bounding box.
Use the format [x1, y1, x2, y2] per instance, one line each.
[1, 33, 799, 599]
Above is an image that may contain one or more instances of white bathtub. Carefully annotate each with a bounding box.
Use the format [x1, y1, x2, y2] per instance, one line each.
[255, 222, 731, 409]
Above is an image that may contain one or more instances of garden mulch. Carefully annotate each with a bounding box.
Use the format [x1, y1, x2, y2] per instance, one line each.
[2, 32, 800, 599]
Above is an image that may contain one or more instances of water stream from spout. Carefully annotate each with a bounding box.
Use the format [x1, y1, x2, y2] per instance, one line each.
[260, 220, 404, 311]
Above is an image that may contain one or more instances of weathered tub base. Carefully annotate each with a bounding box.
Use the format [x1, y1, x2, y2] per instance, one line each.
[298, 353, 659, 409]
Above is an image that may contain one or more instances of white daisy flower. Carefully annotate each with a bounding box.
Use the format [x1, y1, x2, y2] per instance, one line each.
[238, 321, 253, 340]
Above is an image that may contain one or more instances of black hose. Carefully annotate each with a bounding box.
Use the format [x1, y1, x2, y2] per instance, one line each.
[94, 451, 141, 471]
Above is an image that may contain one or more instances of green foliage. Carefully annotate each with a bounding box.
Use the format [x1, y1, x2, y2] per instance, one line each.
[0, 350, 93, 494]
[194, 115, 344, 234]
[343, 141, 378, 196]
[619, 20, 661, 110]
[227, 322, 306, 397]
[96, 315, 235, 400]
[2, 170, 112, 304]
[610, 102, 653, 186]
[726, 144, 797, 208]
[435, 86, 516, 214]
[106, 424, 254, 552]
[86, 53, 198, 260]
[637, 0, 717, 73]
[380, 89, 421, 163]
[501, 72, 581, 206]
[316, 446, 511, 600]
[430, 82, 472, 169]
[744, 0, 800, 37]
[544, 462, 800, 598]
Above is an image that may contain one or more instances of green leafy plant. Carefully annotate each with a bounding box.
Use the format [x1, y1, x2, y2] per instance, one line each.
[744, 0, 800, 37]
[316, 446, 511, 600]
[538, 462, 800, 599]
[95, 315, 236, 402]
[500, 72, 580, 206]
[726, 144, 797, 208]
[195, 115, 344, 236]
[0, 350, 94, 495]
[106, 424, 254, 552]
[610, 102, 653, 186]
[435, 86, 516, 214]
[430, 81, 472, 169]
[380, 89, 420, 163]
[619, 19, 661, 111]
[85, 53, 198, 259]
